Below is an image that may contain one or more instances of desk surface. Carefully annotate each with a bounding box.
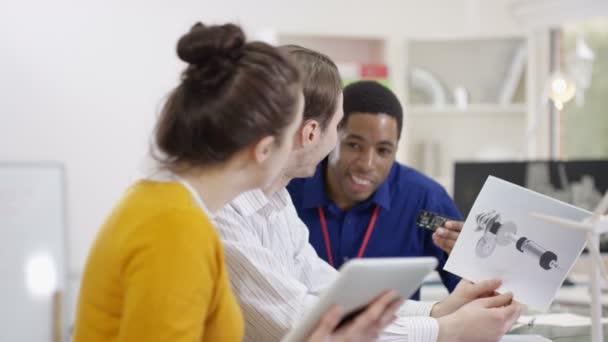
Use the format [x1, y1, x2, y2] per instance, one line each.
[554, 284, 608, 307]
[420, 275, 608, 341]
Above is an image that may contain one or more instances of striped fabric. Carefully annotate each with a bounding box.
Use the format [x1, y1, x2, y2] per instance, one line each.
[214, 188, 439, 342]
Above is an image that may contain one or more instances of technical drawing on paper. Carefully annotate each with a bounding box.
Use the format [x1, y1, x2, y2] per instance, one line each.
[474, 210, 561, 271]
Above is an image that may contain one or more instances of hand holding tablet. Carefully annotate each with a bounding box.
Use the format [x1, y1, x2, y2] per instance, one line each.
[283, 257, 438, 342]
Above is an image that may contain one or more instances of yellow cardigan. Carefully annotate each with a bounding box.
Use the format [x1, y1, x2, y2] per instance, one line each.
[73, 180, 243, 342]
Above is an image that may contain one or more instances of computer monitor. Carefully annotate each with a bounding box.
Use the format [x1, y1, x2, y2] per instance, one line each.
[453, 160, 608, 251]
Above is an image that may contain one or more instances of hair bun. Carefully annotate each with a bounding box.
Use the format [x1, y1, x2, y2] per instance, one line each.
[177, 22, 246, 66]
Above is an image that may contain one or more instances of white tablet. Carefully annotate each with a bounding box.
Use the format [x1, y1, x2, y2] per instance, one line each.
[283, 257, 438, 342]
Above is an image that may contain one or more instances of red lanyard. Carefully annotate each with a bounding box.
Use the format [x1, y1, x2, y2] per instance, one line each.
[317, 205, 380, 267]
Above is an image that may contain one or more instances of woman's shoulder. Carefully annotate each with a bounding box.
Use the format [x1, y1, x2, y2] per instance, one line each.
[112, 179, 218, 240]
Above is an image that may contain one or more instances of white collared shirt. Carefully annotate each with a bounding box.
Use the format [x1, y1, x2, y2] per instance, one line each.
[214, 188, 439, 342]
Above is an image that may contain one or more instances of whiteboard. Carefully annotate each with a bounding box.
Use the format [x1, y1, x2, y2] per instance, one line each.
[0, 163, 68, 342]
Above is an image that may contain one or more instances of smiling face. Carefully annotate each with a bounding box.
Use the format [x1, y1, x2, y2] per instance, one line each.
[326, 112, 398, 209]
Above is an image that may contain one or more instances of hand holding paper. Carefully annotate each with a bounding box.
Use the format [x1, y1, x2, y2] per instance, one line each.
[431, 278, 502, 317]
[437, 292, 522, 342]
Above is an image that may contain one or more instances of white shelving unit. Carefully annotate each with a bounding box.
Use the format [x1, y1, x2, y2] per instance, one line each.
[405, 105, 527, 193]
[404, 37, 530, 192]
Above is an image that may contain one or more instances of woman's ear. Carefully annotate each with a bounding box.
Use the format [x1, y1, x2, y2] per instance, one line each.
[252, 135, 276, 164]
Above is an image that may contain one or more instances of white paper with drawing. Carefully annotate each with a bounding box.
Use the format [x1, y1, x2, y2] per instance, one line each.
[445, 176, 589, 311]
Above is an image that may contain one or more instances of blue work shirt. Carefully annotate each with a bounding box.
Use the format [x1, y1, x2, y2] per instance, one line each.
[287, 160, 461, 299]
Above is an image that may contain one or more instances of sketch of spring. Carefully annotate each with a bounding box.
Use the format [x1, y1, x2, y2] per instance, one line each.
[475, 210, 500, 231]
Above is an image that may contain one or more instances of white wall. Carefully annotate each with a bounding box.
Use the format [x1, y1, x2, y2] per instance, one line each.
[1, 1, 182, 274]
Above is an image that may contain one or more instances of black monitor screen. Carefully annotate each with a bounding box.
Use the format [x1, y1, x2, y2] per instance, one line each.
[453, 160, 608, 251]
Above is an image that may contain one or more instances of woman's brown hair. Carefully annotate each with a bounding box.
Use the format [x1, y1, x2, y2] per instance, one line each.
[155, 23, 301, 169]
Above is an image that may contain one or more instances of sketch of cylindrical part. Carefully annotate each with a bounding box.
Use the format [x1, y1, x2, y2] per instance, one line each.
[474, 210, 560, 271]
[516, 237, 559, 270]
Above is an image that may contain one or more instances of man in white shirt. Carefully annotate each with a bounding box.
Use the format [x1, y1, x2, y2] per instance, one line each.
[215, 45, 521, 342]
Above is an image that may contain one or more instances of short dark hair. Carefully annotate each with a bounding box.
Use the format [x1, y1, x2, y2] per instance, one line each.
[154, 22, 301, 169]
[279, 45, 341, 131]
[341, 80, 403, 138]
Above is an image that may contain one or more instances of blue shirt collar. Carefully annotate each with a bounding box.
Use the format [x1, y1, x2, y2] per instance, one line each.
[302, 159, 393, 211]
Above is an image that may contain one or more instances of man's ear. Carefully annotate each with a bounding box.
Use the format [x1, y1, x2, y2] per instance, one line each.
[252, 135, 276, 164]
[300, 119, 320, 148]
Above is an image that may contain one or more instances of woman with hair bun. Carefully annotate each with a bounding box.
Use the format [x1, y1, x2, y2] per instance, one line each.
[73, 21, 302, 342]
[73, 22, 400, 342]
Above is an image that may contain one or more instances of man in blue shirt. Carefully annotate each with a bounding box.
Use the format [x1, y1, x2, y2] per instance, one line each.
[288, 80, 463, 298]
